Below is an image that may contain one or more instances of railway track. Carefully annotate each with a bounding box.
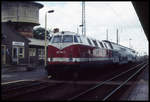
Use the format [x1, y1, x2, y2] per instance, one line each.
[2, 61, 148, 101]
[68, 61, 148, 101]
[2, 80, 65, 100]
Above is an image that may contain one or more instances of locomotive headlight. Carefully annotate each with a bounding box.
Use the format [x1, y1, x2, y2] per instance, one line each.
[69, 54, 73, 62]
[50, 57, 53, 62]
[69, 57, 73, 62]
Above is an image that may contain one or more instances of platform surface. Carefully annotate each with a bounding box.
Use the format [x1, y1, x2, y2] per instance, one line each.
[124, 66, 149, 101]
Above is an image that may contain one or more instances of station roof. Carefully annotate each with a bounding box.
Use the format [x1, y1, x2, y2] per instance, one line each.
[132, 1, 149, 41]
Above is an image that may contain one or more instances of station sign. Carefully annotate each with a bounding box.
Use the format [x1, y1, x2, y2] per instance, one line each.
[12, 41, 24, 46]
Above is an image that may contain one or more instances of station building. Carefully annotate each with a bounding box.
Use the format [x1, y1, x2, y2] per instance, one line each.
[1, 1, 47, 67]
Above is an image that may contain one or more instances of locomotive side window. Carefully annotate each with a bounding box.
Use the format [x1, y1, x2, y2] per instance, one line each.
[103, 43, 108, 48]
[52, 35, 62, 43]
[62, 35, 73, 43]
[92, 40, 98, 47]
[87, 38, 92, 45]
[99, 41, 104, 48]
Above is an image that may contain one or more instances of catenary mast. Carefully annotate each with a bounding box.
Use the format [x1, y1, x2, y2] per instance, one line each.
[81, 1, 86, 36]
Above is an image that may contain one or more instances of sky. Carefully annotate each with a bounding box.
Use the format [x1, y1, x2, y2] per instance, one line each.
[36, 1, 148, 56]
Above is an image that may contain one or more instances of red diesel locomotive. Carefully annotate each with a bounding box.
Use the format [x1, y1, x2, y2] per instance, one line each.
[45, 31, 137, 77]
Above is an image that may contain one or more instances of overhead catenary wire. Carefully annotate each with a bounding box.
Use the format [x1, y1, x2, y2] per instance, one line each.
[104, 2, 140, 48]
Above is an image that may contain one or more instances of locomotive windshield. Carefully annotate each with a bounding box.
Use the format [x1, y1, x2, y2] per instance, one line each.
[52, 35, 62, 43]
[62, 35, 73, 43]
[52, 35, 82, 43]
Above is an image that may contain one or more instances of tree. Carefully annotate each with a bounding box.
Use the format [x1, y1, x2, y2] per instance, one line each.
[33, 27, 51, 40]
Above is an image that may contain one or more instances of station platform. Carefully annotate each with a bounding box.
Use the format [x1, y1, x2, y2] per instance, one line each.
[121, 65, 149, 100]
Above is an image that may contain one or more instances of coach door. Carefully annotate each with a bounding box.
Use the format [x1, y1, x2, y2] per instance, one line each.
[1, 45, 6, 64]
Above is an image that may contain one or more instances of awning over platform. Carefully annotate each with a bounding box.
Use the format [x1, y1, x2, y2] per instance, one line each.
[28, 38, 49, 46]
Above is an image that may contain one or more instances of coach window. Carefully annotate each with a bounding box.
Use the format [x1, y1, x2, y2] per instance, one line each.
[62, 35, 73, 43]
[121, 48, 126, 51]
[105, 43, 111, 49]
[52, 35, 62, 43]
[108, 42, 113, 49]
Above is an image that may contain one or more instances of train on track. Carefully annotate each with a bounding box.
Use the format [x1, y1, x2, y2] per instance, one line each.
[45, 31, 137, 77]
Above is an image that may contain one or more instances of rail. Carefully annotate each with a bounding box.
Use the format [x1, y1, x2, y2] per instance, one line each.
[103, 63, 148, 100]
[68, 62, 147, 101]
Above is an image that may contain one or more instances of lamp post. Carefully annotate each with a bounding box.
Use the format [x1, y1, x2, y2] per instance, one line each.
[45, 10, 54, 67]
[129, 38, 132, 48]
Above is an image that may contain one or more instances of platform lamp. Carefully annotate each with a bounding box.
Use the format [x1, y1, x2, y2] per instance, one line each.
[45, 10, 54, 67]
[129, 38, 132, 48]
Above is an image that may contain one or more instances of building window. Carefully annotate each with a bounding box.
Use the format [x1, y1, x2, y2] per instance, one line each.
[29, 48, 36, 56]
[38, 48, 45, 59]
[18, 47, 24, 58]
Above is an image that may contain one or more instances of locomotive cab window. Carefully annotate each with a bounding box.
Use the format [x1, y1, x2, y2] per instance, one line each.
[49, 36, 52, 42]
[74, 36, 78, 43]
[77, 36, 82, 43]
[52, 35, 62, 43]
[62, 35, 73, 43]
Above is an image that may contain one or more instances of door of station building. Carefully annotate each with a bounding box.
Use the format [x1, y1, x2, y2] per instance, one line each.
[12, 46, 24, 64]
[12, 46, 19, 64]
[1, 45, 6, 64]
